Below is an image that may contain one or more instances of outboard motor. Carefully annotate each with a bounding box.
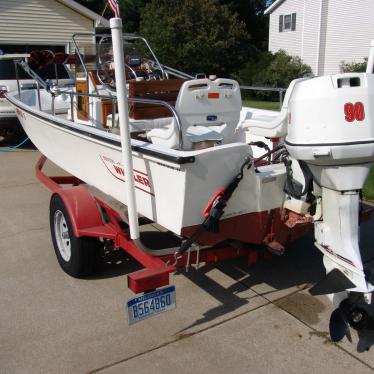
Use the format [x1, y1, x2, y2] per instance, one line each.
[285, 68, 374, 341]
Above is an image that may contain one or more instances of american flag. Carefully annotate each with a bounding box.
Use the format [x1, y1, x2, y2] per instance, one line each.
[108, 0, 120, 17]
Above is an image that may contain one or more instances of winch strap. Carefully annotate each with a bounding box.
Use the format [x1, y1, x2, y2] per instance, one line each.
[177, 158, 252, 256]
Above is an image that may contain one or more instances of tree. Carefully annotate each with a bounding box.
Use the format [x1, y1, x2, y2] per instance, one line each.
[75, 0, 147, 32]
[219, 0, 274, 51]
[139, 0, 250, 76]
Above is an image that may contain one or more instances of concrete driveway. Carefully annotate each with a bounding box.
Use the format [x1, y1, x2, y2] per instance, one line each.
[0, 149, 374, 374]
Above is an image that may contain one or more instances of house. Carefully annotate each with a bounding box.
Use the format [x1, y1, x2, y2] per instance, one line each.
[0, 0, 109, 54]
[265, 0, 374, 75]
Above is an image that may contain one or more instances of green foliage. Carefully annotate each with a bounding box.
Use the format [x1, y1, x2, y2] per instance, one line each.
[119, 0, 148, 32]
[219, 0, 272, 50]
[75, 0, 147, 32]
[237, 49, 312, 100]
[259, 50, 311, 87]
[364, 166, 374, 201]
[139, 0, 250, 76]
[340, 58, 367, 73]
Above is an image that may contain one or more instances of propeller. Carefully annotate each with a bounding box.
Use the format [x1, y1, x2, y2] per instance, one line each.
[329, 299, 374, 342]
[310, 269, 374, 342]
[329, 307, 350, 342]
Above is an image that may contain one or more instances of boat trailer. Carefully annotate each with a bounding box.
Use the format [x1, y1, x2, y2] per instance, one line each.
[35, 154, 280, 295]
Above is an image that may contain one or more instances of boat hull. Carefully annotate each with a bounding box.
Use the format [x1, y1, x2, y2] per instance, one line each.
[8, 92, 288, 243]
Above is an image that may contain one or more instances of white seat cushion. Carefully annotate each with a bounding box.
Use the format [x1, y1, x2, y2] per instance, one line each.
[107, 114, 173, 132]
[186, 124, 228, 143]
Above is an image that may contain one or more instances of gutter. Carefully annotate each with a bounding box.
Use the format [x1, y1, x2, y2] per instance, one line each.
[264, 0, 285, 15]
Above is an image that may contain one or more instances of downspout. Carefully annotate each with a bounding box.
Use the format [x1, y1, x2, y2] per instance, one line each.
[315, 0, 323, 75]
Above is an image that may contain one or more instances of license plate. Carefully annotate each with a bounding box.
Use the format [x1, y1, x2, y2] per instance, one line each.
[127, 286, 176, 325]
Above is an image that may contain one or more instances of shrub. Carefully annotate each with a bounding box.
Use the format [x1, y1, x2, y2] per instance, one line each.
[340, 58, 367, 73]
[237, 49, 312, 100]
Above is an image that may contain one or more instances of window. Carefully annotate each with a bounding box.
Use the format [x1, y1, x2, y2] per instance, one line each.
[279, 13, 297, 32]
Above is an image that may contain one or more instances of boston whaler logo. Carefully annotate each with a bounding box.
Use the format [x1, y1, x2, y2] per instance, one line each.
[100, 155, 154, 196]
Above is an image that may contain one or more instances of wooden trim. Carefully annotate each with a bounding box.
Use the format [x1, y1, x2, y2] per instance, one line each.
[128, 79, 185, 120]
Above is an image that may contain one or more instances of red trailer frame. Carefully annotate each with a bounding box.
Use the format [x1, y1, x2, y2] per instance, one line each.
[36, 155, 266, 294]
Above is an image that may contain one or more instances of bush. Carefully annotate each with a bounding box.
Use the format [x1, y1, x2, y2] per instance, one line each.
[340, 58, 367, 73]
[236, 49, 312, 100]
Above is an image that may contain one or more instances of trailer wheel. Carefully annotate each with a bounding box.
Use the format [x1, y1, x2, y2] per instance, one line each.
[50, 194, 101, 277]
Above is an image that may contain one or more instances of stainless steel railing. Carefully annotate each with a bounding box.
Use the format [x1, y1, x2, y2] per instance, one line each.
[240, 85, 286, 109]
[62, 91, 184, 150]
[14, 55, 287, 150]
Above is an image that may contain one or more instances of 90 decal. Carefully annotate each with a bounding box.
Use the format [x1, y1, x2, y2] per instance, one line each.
[344, 102, 365, 122]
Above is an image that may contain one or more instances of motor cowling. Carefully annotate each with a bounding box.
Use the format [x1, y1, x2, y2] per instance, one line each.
[286, 73, 374, 190]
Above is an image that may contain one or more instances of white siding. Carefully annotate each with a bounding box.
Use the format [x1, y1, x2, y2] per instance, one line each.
[323, 0, 374, 75]
[268, 0, 304, 57]
[0, 0, 94, 49]
[301, 0, 321, 73]
[267, 0, 374, 76]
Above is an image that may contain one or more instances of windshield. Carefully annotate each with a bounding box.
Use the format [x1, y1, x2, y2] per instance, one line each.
[74, 41, 147, 74]
[0, 60, 70, 80]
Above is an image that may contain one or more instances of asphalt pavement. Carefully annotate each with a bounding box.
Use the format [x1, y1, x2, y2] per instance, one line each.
[1, 148, 374, 374]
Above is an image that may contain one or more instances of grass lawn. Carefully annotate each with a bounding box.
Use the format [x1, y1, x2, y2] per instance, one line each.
[364, 167, 374, 201]
[242, 99, 280, 111]
[241, 99, 374, 201]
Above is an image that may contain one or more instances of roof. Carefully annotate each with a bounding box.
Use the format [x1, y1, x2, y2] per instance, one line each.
[57, 0, 110, 27]
[264, 0, 286, 15]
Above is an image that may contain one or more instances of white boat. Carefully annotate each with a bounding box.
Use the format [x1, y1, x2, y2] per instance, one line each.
[5, 33, 290, 245]
[6, 21, 374, 340]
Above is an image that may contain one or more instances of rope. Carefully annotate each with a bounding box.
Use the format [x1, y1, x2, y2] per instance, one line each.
[0, 137, 30, 152]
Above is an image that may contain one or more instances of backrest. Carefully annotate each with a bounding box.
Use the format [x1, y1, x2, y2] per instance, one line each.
[128, 79, 186, 119]
[175, 78, 242, 137]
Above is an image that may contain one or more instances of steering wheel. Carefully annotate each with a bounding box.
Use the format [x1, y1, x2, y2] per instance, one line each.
[142, 59, 162, 80]
[96, 61, 138, 90]
[125, 63, 138, 81]
[96, 62, 115, 89]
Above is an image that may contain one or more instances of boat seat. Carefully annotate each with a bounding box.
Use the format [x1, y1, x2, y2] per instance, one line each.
[241, 78, 308, 138]
[106, 114, 173, 133]
[147, 78, 242, 150]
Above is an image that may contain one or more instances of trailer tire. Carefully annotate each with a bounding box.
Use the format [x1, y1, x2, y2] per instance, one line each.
[50, 194, 101, 277]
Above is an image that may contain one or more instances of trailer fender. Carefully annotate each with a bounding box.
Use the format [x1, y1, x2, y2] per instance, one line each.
[51, 186, 103, 237]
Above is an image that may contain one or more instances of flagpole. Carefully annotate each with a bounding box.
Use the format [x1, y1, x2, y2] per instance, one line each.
[97, 3, 108, 27]
[110, 17, 140, 240]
